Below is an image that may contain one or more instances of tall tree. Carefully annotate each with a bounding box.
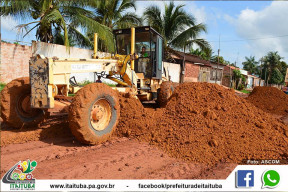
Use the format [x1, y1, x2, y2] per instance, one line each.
[189, 47, 212, 61]
[260, 51, 284, 84]
[1, 0, 113, 49]
[242, 56, 259, 75]
[90, 0, 141, 29]
[210, 55, 229, 65]
[86, 0, 142, 51]
[143, 1, 210, 51]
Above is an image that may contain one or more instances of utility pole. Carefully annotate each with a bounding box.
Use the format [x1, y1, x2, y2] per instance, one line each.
[181, 45, 186, 83]
[215, 35, 220, 84]
[259, 58, 262, 86]
[229, 63, 232, 88]
[265, 68, 267, 86]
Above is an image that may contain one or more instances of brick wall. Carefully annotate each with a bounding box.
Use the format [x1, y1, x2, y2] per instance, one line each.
[222, 65, 233, 87]
[0, 42, 32, 83]
[184, 62, 199, 82]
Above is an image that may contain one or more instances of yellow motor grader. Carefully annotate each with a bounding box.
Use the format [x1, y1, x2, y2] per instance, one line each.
[0, 26, 175, 144]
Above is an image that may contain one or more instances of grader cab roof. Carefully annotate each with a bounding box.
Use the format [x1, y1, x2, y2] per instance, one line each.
[113, 26, 164, 40]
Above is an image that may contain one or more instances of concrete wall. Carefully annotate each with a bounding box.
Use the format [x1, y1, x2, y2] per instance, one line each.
[0, 42, 32, 83]
[163, 62, 180, 83]
[32, 41, 110, 59]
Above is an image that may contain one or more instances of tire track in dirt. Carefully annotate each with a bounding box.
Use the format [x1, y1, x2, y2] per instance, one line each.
[1, 136, 235, 179]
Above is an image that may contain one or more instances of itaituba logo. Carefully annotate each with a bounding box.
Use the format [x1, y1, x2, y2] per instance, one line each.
[2, 160, 37, 190]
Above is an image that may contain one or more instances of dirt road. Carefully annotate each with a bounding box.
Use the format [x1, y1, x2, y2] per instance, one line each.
[1, 86, 287, 180]
[1, 107, 235, 180]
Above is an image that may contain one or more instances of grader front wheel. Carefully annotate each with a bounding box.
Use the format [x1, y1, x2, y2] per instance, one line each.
[68, 83, 120, 145]
[0, 77, 45, 128]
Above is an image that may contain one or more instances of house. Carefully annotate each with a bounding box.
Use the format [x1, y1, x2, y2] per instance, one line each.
[210, 62, 225, 85]
[168, 50, 225, 84]
[222, 65, 239, 88]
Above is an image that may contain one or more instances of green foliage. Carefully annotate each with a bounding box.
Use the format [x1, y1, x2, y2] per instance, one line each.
[79, 80, 93, 86]
[238, 84, 245, 90]
[241, 75, 246, 85]
[1, 0, 113, 50]
[240, 89, 251, 94]
[86, 0, 142, 51]
[242, 56, 259, 75]
[270, 68, 283, 84]
[91, 0, 142, 29]
[233, 69, 242, 80]
[0, 83, 6, 92]
[79, 80, 116, 87]
[143, 1, 210, 51]
[232, 69, 243, 90]
[189, 48, 212, 60]
[210, 55, 230, 65]
[259, 51, 286, 84]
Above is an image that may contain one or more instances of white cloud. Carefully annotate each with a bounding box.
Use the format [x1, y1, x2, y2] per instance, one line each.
[134, 1, 206, 25]
[228, 1, 288, 60]
[1, 15, 18, 32]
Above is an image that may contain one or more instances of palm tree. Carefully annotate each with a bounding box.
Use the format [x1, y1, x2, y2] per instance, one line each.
[210, 55, 228, 65]
[143, 1, 210, 51]
[1, 0, 113, 49]
[90, 0, 141, 29]
[85, 0, 141, 51]
[242, 56, 259, 75]
[261, 51, 283, 84]
[190, 48, 212, 61]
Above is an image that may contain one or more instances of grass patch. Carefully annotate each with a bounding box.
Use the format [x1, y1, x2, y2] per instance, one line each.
[0, 83, 6, 92]
[78, 80, 116, 87]
[105, 83, 116, 87]
[239, 89, 251, 94]
[68, 82, 116, 97]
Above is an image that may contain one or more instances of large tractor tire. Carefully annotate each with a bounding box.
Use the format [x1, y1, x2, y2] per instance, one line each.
[157, 81, 175, 107]
[0, 77, 45, 128]
[68, 83, 120, 145]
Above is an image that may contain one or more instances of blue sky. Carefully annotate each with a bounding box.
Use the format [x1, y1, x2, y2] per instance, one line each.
[1, 1, 288, 68]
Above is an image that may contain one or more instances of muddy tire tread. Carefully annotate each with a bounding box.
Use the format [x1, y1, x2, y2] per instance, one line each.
[68, 83, 120, 145]
[0, 77, 45, 128]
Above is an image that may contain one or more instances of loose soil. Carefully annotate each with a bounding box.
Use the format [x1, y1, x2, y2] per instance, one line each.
[116, 83, 288, 165]
[1, 82, 288, 179]
[247, 86, 288, 115]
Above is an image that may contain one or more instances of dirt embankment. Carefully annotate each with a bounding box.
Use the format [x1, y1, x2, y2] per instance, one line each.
[2, 83, 288, 166]
[116, 83, 288, 165]
[247, 86, 288, 116]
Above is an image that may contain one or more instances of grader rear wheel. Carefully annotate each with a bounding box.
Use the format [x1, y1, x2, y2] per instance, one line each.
[157, 81, 175, 107]
[0, 77, 45, 128]
[68, 83, 120, 145]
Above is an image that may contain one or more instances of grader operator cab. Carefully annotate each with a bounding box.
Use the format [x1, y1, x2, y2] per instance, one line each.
[0, 26, 175, 144]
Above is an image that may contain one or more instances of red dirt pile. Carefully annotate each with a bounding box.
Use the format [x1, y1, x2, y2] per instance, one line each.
[247, 86, 288, 115]
[115, 83, 288, 165]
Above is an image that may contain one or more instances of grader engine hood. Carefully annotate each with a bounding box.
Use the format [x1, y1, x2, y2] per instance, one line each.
[29, 55, 119, 109]
[29, 56, 51, 108]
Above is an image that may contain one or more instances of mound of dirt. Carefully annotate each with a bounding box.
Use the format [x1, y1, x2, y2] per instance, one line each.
[247, 86, 288, 115]
[115, 83, 288, 165]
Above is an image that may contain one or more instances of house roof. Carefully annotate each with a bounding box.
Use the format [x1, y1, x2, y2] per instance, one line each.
[170, 49, 211, 67]
[170, 49, 226, 68]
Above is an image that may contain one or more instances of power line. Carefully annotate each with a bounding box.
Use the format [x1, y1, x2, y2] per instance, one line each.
[209, 34, 288, 43]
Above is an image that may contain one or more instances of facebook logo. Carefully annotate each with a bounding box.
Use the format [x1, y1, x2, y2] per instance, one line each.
[236, 170, 254, 188]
